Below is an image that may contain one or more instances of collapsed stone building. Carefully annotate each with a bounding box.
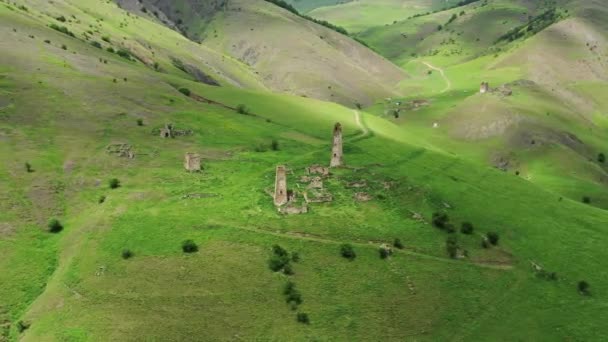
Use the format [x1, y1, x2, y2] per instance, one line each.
[160, 123, 173, 138]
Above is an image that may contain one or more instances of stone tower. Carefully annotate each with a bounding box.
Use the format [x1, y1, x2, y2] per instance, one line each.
[480, 82, 489, 94]
[184, 153, 201, 172]
[330, 122, 343, 167]
[274, 165, 288, 206]
[160, 123, 173, 138]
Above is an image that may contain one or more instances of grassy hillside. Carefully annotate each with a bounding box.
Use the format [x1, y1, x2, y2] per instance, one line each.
[285, 0, 352, 13]
[1, 0, 608, 341]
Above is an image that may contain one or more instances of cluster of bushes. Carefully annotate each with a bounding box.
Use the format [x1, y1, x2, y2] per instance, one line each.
[236, 104, 250, 115]
[407, 0, 481, 20]
[496, 8, 564, 43]
[283, 281, 310, 324]
[263, 0, 349, 36]
[268, 244, 299, 275]
[49, 24, 74, 37]
[340, 244, 356, 260]
[254, 139, 280, 152]
[446, 235, 459, 259]
[178, 87, 191, 96]
[48, 218, 63, 233]
[109, 178, 121, 189]
[481, 232, 499, 248]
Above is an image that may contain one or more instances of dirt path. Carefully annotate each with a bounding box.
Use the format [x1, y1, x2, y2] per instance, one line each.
[353, 110, 370, 138]
[422, 61, 451, 93]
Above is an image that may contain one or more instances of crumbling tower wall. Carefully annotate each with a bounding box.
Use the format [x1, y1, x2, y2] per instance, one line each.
[274, 165, 288, 206]
[184, 153, 201, 172]
[330, 122, 343, 167]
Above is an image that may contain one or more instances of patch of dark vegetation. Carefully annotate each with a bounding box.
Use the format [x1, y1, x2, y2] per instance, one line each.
[48, 218, 63, 233]
[178, 87, 191, 97]
[49, 24, 75, 37]
[121, 249, 134, 259]
[487, 232, 499, 246]
[109, 178, 121, 189]
[582, 196, 591, 204]
[432, 212, 455, 233]
[98, 195, 106, 204]
[56, 15, 66, 23]
[263, 0, 349, 36]
[340, 243, 356, 260]
[16, 320, 30, 333]
[598, 153, 605, 164]
[116, 48, 132, 60]
[90, 41, 102, 49]
[393, 238, 404, 249]
[461, 222, 474, 235]
[496, 8, 566, 44]
[578, 280, 590, 295]
[236, 104, 250, 115]
[136, 118, 144, 126]
[25, 162, 33, 173]
[268, 244, 296, 275]
[296, 312, 310, 324]
[446, 235, 459, 259]
[181, 239, 198, 253]
[379, 246, 391, 259]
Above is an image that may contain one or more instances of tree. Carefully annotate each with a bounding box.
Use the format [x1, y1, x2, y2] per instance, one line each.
[121, 249, 134, 259]
[582, 196, 591, 204]
[25, 162, 33, 173]
[48, 218, 63, 233]
[461, 222, 474, 235]
[296, 312, 310, 324]
[432, 212, 449, 230]
[236, 104, 249, 115]
[109, 178, 121, 189]
[393, 238, 404, 249]
[599, 153, 606, 163]
[487, 232, 499, 245]
[136, 118, 144, 126]
[181, 239, 198, 253]
[340, 244, 356, 260]
[178, 87, 191, 96]
[578, 280, 590, 295]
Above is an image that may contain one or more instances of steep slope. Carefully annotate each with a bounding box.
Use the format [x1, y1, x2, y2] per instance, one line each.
[118, 0, 408, 106]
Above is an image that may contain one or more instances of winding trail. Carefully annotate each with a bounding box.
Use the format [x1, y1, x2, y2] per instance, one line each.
[353, 110, 370, 138]
[421, 61, 451, 93]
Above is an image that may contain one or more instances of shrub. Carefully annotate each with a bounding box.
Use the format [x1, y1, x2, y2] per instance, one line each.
[44, 39, 51, 44]
[291, 252, 300, 262]
[178, 87, 191, 96]
[270, 139, 280, 151]
[582, 196, 591, 204]
[56, 15, 66, 22]
[461, 222, 474, 235]
[90, 41, 102, 49]
[446, 235, 458, 259]
[599, 153, 606, 163]
[98, 195, 106, 204]
[181, 239, 198, 253]
[236, 104, 249, 115]
[106, 47, 115, 53]
[116, 48, 132, 60]
[101, 36, 111, 43]
[25, 162, 33, 173]
[268, 255, 288, 272]
[48, 218, 63, 233]
[17, 320, 30, 333]
[121, 249, 134, 259]
[296, 313, 310, 324]
[393, 238, 404, 249]
[432, 212, 449, 229]
[487, 232, 499, 246]
[283, 263, 294, 275]
[109, 178, 120, 189]
[481, 237, 490, 249]
[49, 24, 75, 37]
[61, 44, 67, 50]
[272, 244, 288, 257]
[379, 247, 390, 259]
[136, 118, 144, 126]
[355, 103, 362, 110]
[578, 281, 590, 295]
[340, 244, 356, 260]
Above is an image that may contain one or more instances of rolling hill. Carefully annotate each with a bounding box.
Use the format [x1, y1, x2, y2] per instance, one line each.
[1, 0, 608, 341]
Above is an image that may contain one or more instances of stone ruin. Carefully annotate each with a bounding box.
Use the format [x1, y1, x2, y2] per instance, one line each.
[480, 82, 489, 94]
[160, 123, 173, 138]
[354, 192, 372, 202]
[347, 180, 367, 189]
[307, 164, 329, 176]
[274, 165, 288, 206]
[303, 189, 333, 203]
[330, 122, 343, 167]
[106, 143, 135, 159]
[184, 153, 201, 172]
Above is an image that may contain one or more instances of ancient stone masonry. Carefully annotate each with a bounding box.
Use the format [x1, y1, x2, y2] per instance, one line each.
[307, 164, 329, 176]
[330, 122, 343, 167]
[184, 153, 201, 172]
[160, 123, 173, 138]
[106, 143, 135, 159]
[274, 165, 288, 206]
[480, 82, 489, 94]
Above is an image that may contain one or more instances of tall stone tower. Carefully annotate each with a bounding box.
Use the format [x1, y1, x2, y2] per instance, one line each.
[274, 165, 288, 206]
[330, 123, 343, 167]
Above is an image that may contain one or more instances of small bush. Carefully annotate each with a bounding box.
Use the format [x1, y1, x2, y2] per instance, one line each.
[481, 237, 490, 249]
[90, 41, 102, 49]
[487, 232, 499, 246]
[48, 218, 63, 233]
[178, 87, 191, 96]
[98, 195, 106, 204]
[296, 313, 310, 324]
[291, 252, 300, 263]
[181, 239, 198, 253]
[379, 247, 390, 259]
[136, 118, 144, 126]
[25, 162, 33, 173]
[461, 222, 474, 235]
[599, 153, 606, 163]
[121, 249, 134, 259]
[446, 235, 458, 259]
[340, 244, 356, 260]
[17, 320, 30, 333]
[61, 44, 67, 50]
[432, 212, 449, 229]
[116, 48, 131, 60]
[56, 15, 66, 22]
[107, 47, 115, 53]
[272, 244, 288, 257]
[44, 39, 51, 44]
[283, 263, 295, 275]
[236, 104, 249, 115]
[101, 36, 111, 43]
[49, 24, 74, 37]
[393, 238, 404, 249]
[109, 178, 120, 189]
[582, 196, 591, 204]
[270, 139, 280, 151]
[578, 280, 590, 295]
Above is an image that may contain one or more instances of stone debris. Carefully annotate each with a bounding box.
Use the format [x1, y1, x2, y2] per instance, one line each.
[307, 164, 329, 176]
[354, 192, 372, 202]
[106, 143, 135, 158]
[307, 176, 323, 189]
[279, 204, 309, 215]
[347, 180, 367, 188]
[304, 189, 333, 203]
[184, 153, 202, 172]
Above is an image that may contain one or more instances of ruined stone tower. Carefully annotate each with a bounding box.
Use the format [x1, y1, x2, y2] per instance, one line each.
[274, 165, 288, 206]
[160, 123, 173, 138]
[480, 82, 489, 94]
[330, 122, 343, 167]
[184, 153, 201, 172]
